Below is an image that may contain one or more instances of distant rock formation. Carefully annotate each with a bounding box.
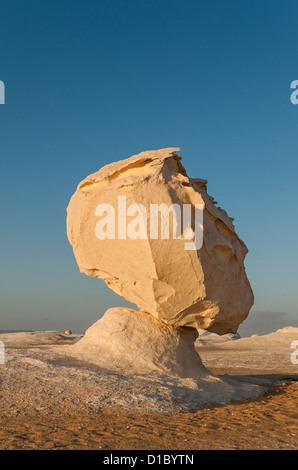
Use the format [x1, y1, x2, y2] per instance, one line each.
[196, 329, 241, 346]
[67, 148, 253, 335]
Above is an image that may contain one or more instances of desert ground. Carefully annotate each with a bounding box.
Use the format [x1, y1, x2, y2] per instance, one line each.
[0, 327, 297, 450]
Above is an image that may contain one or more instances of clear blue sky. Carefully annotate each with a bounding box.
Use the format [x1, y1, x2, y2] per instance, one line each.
[0, 0, 297, 335]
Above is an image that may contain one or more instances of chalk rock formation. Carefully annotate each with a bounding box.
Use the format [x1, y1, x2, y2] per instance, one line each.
[67, 307, 265, 407]
[70, 307, 209, 378]
[67, 148, 253, 334]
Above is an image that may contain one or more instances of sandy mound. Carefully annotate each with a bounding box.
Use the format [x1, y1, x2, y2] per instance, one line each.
[0, 330, 82, 346]
[197, 326, 298, 376]
[226, 326, 298, 348]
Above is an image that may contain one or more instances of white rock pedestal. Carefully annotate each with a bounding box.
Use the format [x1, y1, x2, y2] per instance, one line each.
[70, 307, 210, 379]
[67, 308, 266, 410]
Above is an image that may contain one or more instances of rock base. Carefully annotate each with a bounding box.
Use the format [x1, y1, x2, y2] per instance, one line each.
[66, 308, 267, 410]
[70, 307, 209, 379]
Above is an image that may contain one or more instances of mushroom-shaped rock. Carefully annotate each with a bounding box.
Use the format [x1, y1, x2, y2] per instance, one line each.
[65, 149, 263, 407]
[67, 148, 253, 335]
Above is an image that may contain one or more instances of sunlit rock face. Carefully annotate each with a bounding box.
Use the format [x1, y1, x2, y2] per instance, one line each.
[67, 148, 253, 334]
[69, 307, 208, 378]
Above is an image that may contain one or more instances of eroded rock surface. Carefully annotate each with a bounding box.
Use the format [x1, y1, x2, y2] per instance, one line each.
[67, 148, 253, 334]
[70, 307, 208, 378]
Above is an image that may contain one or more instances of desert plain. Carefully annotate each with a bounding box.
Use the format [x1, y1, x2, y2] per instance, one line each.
[0, 326, 297, 450]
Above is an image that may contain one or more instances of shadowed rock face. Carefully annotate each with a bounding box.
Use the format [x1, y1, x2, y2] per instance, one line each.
[67, 148, 253, 335]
